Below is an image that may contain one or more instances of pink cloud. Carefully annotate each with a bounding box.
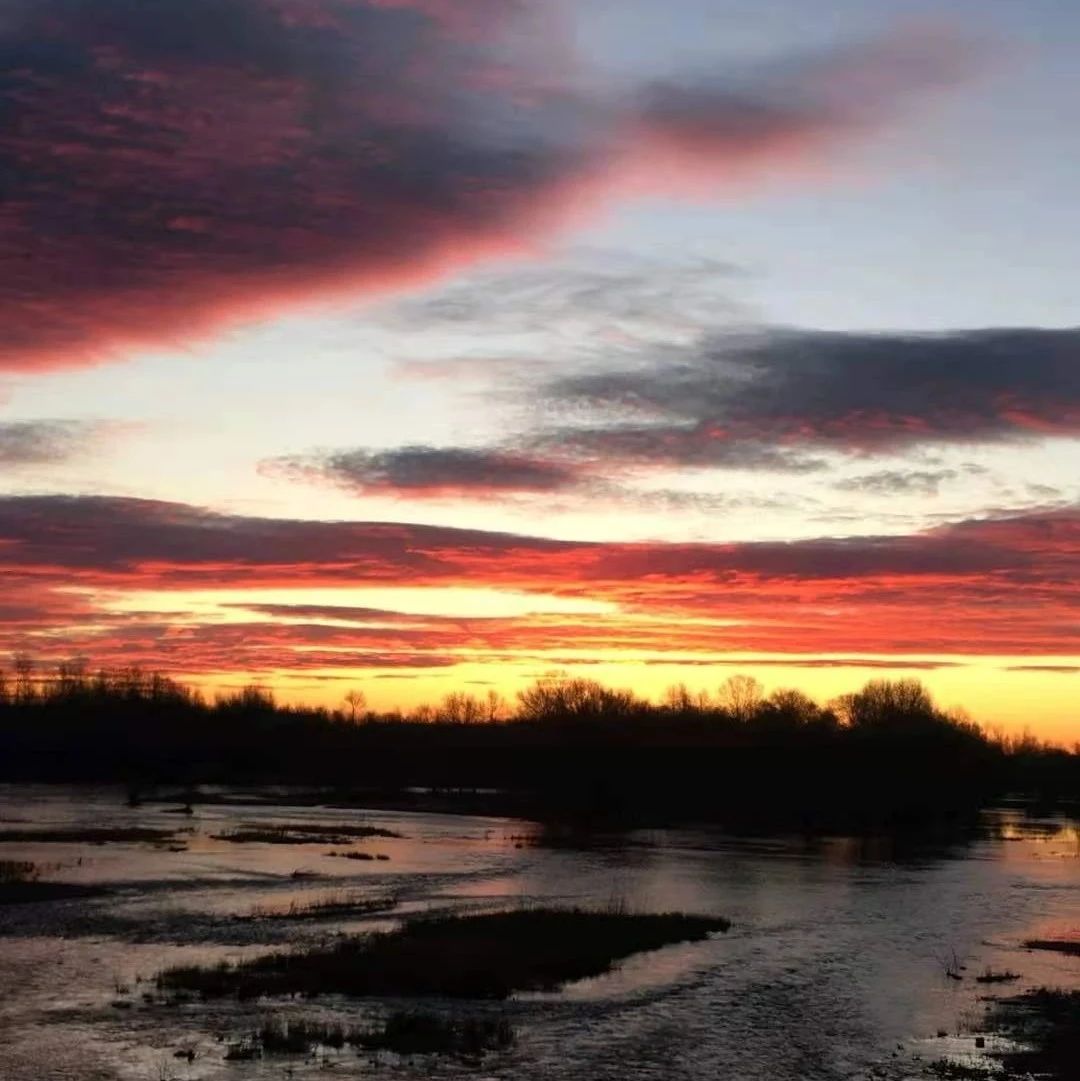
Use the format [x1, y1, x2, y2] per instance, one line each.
[0, 1, 980, 371]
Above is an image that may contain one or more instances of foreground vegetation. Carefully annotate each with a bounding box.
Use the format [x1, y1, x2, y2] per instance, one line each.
[158, 908, 730, 1000]
[240, 893, 396, 923]
[989, 989, 1080, 1079]
[0, 859, 103, 904]
[0, 660, 1076, 829]
[220, 1011, 514, 1061]
[1025, 939, 1080, 957]
[212, 823, 401, 845]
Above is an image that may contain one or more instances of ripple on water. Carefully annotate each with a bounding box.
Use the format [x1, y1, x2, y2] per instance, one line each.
[1, 786, 1078, 1081]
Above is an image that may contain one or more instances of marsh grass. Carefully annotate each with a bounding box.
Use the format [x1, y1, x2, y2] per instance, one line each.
[258, 1018, 353, 1053]
[938, 988, 1080, 1080]
[988, 988, 1080, 1079]
[158, 907, 730, 1000]
[242, 893, 396, 921]
[0, 827, 177, 845]
[974, 969, 1020, 984]
[358, 1011, 514, 1056]
[232, 1012, 513, 1060]
[213, 823, 401, 846]
[0, 859, 38, 883]
[926, 1062, 991, 1079]
[0, 857, 105, 904]
[327, 850, 390, 861]
[1024, 939, 1080, 957]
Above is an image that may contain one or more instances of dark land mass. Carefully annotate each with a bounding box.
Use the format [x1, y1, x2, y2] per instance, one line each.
[1, 667, 1077, 832]
[158, 908, 730, 1000]
[211, 823, 401, 845]
[1025, 940, 1080, 957]
[986, 989, 1080, 1080]
[0, 827, 177, 844]
[0, 859, 107, 905]
[0, 880, 106, 905]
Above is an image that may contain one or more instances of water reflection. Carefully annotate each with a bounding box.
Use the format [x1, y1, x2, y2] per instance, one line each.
[0, 786, 1078, 1081]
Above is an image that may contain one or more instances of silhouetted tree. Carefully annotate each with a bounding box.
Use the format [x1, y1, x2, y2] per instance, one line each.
[485, 689, 509, 723]
[344, 689, 367, 724]
[517, 675, 641, 724]
[439, 692, 486, 724]
[757, 687, 825, 730]
[843, 679, 938, 732]
[717, 674, 763, 723]
[13, 653, 34, 704]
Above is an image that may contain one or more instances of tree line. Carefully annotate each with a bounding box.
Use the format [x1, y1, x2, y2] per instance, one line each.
[0, 657, 1075, 830]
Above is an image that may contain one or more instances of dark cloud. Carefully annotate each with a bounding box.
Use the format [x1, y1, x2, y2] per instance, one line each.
[0, 420, 110, 465]
[378, 254, 744, 340]
[834, 466, 988, 497]
[532, 423, 827, 474]
[264, 438, 826, 504]
[0, 493, 1073, 588]
[229, 603, 455, 624]
[546, 326, 1080, 455]
[1002, 665, 1079, 674]
[0, 1, 978, 370]
[341, 322, 1079, 489]
[268, 445, 583, 498]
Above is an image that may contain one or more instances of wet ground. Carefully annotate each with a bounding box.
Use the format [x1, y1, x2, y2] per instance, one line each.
[1, 785, 1078, 1080]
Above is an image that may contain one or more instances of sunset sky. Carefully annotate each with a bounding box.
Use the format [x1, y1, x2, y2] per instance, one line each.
[0, 0, 1077, 739]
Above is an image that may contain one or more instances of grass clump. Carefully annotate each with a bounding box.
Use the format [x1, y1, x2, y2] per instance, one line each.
[1025, 939, 1080, 957]
[0, 827, 177, 844]
[974, 968, 1020, 984]
[358, 1011, 514, 1056]
[234, 1013, 512, 1060]
[0, 860, 38, 883]
[223, 1038, 259, 1061]
[158, 907, 730, 1000]
[327, 850, 391, 861]
[0, 858, 105, 904]
[258, 1018, 352, 1054]
[989, 988, 1080, 1079]
[242, 893, 395, 921]
[926, 1061, 992, 1079]
[213, 823, 401, 845]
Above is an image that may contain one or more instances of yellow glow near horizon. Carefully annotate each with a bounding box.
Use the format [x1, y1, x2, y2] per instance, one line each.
[56, 590, 1078, 743]
[90, 586, 619, 621]
[188, 653, 1080, 746]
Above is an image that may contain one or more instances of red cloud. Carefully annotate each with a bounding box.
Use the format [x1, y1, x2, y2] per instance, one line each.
[0, 2, 978, 371]
[0, 496, 1074, 676]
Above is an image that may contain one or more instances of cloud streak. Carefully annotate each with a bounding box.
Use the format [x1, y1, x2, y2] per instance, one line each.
[267, 445, 584, 499]
[0, 1, 978, 370]
[543, 326, 1080, 461]
[269, 324, 1080, 501]
[0, 496, 1073, 675]
[0, 420, 115, 465]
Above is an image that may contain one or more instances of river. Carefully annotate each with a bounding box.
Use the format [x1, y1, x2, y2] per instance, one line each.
[1, 785, 1077, 1080]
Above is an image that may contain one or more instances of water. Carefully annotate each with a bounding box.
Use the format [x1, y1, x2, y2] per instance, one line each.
[1, 785, 1077, 1080]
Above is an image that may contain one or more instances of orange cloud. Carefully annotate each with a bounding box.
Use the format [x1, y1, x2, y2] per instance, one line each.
[0, 496, 1074, 677]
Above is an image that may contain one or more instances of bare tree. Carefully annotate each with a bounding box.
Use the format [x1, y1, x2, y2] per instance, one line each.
[517, 674, 639, 723]
[13, 653, 34, 704]
[717, 674, 763, 723]
[485, 689, 508, 723]
[343, 688, 367, 724]
[662, 682, 694, 713]
[439, 691, 485, 724]
[844, 679, 936, 730]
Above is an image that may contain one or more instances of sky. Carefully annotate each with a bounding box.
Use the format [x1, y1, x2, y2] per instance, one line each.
[0, 0, 1077, 739]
